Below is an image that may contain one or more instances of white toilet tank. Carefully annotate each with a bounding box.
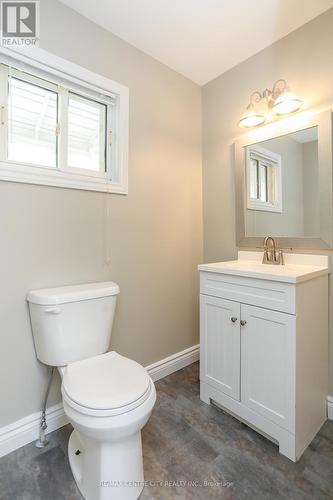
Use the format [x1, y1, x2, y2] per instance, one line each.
[27, 282, 120, 367]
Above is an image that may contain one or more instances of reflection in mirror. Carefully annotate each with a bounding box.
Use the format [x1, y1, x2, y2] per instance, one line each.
[244, 126, 318, 238]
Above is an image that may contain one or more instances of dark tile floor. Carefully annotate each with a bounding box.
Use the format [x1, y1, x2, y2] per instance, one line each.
[0, 362, 333, 499]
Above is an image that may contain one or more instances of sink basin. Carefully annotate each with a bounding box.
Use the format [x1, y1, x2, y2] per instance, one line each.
[198, 251, 329, 283]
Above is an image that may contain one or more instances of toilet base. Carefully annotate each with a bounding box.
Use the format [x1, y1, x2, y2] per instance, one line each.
[68, 429, 144, 500]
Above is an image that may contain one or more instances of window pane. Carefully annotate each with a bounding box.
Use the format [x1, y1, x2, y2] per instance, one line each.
[259, 163, 268, 202]
[266, 164, 273, 203]
[250, 158, 259, 199]
[8, 77, 57, 167]
[68, 93, 106, 172]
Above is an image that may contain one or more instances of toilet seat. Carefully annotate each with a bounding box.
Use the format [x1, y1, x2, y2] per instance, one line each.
[62, 351, 152, 417]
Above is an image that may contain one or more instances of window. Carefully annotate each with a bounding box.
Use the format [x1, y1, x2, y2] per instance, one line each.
[246, 145, 282, 212]
[0, 47, 129, 193]
[67, 93, 106, 173]
[8, 75, 58, 167]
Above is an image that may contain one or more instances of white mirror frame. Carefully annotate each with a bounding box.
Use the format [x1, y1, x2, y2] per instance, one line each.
[234, 109, 333, 249]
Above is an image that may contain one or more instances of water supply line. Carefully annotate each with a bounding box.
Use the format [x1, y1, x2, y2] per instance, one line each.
[35, 366, 54, 448]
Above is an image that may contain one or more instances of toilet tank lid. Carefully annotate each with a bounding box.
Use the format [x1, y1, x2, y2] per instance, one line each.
[27, 281, 120, 305]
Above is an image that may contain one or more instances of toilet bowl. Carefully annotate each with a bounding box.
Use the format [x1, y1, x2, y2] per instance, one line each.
[27, 282, 156, 500]
[59, 352, 156, 500]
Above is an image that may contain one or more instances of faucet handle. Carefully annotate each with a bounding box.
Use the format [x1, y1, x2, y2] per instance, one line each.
[277, 248, 285, 265]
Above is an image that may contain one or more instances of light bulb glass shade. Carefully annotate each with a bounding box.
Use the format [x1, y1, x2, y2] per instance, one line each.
[238, 109, 266, 128]
[272, 93, 303, 115]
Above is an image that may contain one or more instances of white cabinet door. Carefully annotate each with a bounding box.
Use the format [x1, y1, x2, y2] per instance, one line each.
[240, 304, 295, 431]
[200, 295, 241, 400]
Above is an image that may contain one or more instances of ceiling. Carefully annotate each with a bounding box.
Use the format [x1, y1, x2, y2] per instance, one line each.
[59, 0, 333, 85]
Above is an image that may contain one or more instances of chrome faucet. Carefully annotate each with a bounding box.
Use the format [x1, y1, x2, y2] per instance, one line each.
[262, 236, 284, 265]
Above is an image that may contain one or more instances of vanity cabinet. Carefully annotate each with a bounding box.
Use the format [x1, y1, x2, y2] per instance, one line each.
[240, 304, 294, 431]
[199, 253, 329, 462]
[200, 296, 241, 400]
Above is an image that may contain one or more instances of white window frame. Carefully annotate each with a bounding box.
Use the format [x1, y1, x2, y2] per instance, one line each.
[0, 47, 129, 194]
[246, 144, 282, 213]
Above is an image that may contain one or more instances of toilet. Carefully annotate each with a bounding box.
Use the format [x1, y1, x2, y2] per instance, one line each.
[27, 282, 156, 500]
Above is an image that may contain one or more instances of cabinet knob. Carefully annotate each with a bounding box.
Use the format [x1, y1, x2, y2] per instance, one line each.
[231, 317, 238, 323]
[240, 320, 247, 327]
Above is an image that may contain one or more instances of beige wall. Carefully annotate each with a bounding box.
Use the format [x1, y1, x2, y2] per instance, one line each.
[0, 0, 202, 427]
[202, 8, 333, 394]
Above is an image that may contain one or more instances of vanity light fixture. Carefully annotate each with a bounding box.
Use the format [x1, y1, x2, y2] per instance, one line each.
[238, 102, 266, 128]
[238, 79, 303, 128]
[272, 91, 303, 115]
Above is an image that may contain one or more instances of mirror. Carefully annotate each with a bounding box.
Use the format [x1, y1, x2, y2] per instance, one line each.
[234, 110, 333, 248]
[244, 126, 318, 238]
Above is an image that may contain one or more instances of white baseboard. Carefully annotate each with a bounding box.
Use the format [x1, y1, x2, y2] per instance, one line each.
[0, 344, 200, 458]
[145, 344, 200, 382]
[328, 396, 333, 420]
[0, 402, 69, 458]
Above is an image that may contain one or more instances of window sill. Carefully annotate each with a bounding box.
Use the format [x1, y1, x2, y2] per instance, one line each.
[247, 200, 282, 213]
[0, 161, 128, 194]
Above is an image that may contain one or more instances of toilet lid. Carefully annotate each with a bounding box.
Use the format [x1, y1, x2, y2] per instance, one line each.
[62, 351, 150, 410]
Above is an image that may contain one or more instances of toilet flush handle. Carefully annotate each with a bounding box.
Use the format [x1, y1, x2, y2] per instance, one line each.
[44, 307, 61, 314]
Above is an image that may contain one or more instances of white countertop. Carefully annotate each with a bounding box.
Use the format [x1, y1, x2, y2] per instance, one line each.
[198, 251, 329, 284]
